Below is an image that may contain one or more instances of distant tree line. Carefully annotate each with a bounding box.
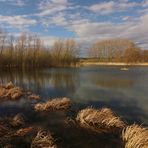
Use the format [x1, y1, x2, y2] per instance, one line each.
[0, 29, 78, 68]
[0, 28, 148, 69]
[89, 39, 148, 63]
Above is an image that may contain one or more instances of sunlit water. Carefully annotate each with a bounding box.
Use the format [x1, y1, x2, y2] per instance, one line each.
[0, 66, 148, 147]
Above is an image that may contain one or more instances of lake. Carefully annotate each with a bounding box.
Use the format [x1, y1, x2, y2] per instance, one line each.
[0, 66, 148, 147]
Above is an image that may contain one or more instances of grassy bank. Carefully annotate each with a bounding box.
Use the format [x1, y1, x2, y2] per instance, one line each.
[80, 61, 148, 66]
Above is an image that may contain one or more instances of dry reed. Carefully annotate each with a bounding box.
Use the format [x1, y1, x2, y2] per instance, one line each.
[34, 97, 71, 111]
[28, 94, 40, 100]
[0, 82, 40, 100]
[0, 82, 23, 100]
[122, 124, 148, 148]
[0, 123, 14, 145]
[76, 107, 125, 134]
[15, 127, 33, 137]
[31, 130, 57, 148]
[10, 113, 25, 127]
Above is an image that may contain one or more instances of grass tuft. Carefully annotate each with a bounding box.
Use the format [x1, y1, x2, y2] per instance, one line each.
[122, 124, 148, 148]
[76, 107, 125, 134]
[34, 97, 71, 111]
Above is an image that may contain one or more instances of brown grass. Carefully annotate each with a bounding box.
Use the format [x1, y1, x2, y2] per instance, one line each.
[15, 127, 33, 137]
[122, 124, 148, 148]
[34, 97, 71, 111]
[31, 130, 57, 148]
[76, 107, 125, 134]
[28, 94, 40, 100]
[0, 82, 40, 101]
[0, 82, 23, 100]
[10, 113, 25, 127]
[0, 123, 14, 145]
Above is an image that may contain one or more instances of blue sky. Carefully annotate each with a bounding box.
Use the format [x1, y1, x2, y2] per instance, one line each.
[0, 0, 148, 49]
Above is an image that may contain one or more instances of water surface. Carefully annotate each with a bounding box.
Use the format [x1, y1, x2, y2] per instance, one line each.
[0, 66, 148, 147]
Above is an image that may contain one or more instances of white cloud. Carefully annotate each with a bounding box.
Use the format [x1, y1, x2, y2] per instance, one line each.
[0, 15, 37, 29]
[37, 0, 69, 17]
[0, 0, 148, 49]
[89, 1, 115, 15]
[142, 0, 148, 7]
[40, 35, 60, 46]
[68, 13, 148, 49]
[89, 1, 139, 15]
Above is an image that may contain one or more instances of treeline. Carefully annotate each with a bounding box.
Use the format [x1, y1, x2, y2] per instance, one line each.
[89, 39, 148, 63]
[0, 29, 78, 68]
[0, 28, 148, 69]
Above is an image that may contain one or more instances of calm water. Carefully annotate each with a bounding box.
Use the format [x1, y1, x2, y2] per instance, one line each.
[0, 66, 148, 147]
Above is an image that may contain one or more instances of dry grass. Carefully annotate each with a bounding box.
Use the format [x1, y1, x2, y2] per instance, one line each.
[28, 94, 40, 100]
[15, 127, 33, 137]
[31, 130, 57, 148]
[76, 107, 125, 134]
[0, 82, 23, 100]
[122, 124, 148, 148]
[0, 123, 10, 137]
[0, 82, 40, 101]
[34, 97, 71, 111]
[0, 123, 14, 145]
[10, 113, 25, 127]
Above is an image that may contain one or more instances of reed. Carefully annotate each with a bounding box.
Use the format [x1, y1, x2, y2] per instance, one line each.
[122, 124, 148, 148]
[0, 82, 40, 100]
[10, 113, 25, 127]
[0, 82, 23, 100]
[34, 97, 71, 111]
[31, 130, 57, 148]
[0, 123, 14, 145]
[15, 127, 33, 137]
[76, 107, 125, 134]
[28, 94, 40, 100]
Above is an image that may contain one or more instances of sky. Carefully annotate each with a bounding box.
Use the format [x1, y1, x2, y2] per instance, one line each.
[0, 0, 148, 51]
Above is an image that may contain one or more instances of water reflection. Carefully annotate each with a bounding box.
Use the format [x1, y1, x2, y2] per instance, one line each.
[0, 66, 148, 147]
[0, 69, 79, 98]
[0, 66, 148, 125]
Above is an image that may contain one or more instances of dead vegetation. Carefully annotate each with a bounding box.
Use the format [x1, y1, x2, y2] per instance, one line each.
[31, 130, 57, 148]
[0, 114, 34, 147]
[0, 82, 148, 147]
[122, 124, 148, 148]
[0, 82, 23, 100]
[10, 113, 25, 127]
[0, 82, 40, 100]
[0, 123, 14, 145]
[76, 107, 125, 134]
[15, 127, 34, 137]
[28, 94, 40, 100]
[34, 97, 71, 111]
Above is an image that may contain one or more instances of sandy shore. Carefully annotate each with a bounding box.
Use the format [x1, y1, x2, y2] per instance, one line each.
[80, 62, 148, 66]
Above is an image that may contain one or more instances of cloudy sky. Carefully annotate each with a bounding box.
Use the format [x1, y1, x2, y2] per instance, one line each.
[0, 0, 148, 50]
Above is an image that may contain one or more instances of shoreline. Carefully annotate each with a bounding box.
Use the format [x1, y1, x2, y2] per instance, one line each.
[80, 62, 148, 66]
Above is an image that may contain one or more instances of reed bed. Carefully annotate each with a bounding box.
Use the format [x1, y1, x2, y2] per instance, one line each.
[76, 107, 125, 134]
[34, 97, 71, 111]
[31, 130, 57, 148]
[122, 124, 148, 148]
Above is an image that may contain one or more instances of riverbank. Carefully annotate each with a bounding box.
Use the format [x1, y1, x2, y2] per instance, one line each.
[80, 62, 148, 66]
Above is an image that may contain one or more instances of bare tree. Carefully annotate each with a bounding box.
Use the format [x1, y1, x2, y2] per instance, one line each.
[89, 39, 135, 62]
